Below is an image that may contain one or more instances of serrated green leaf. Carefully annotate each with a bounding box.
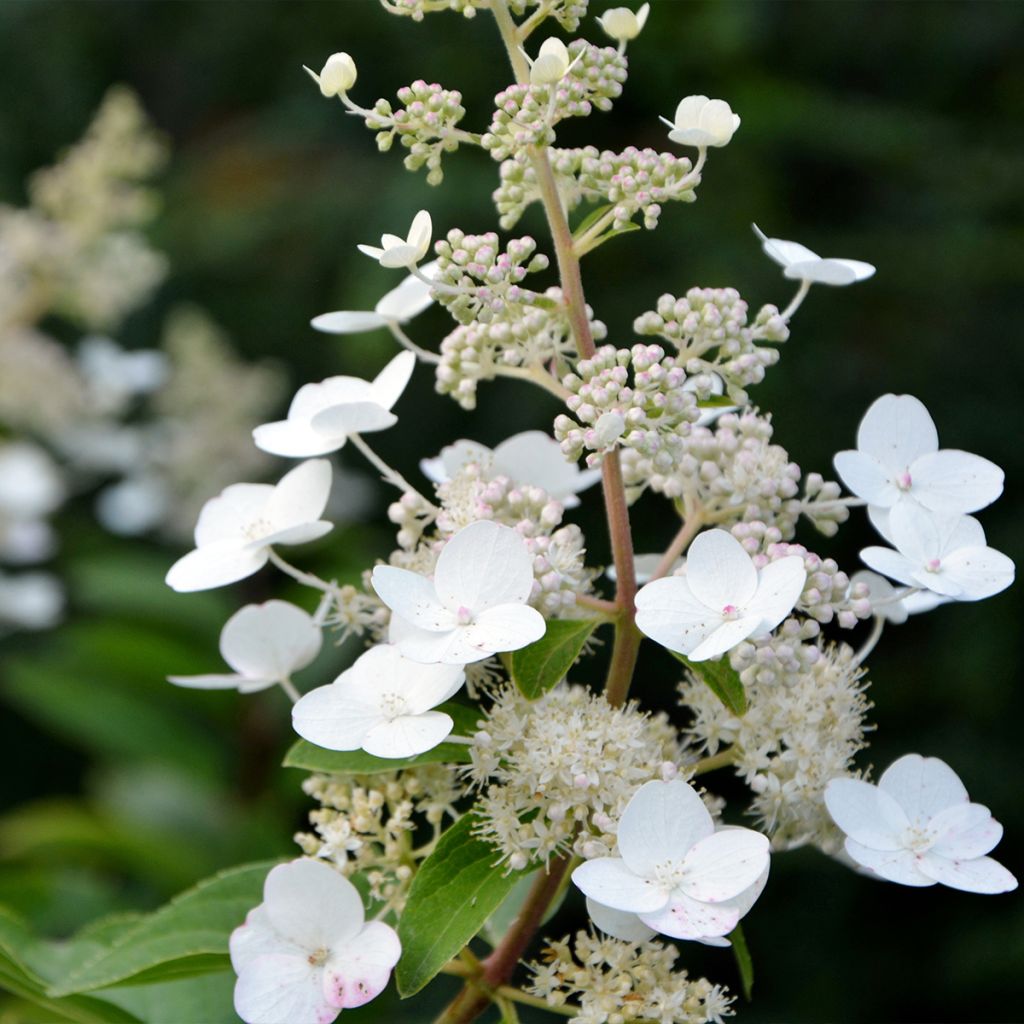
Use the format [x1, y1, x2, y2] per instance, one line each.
[50, 861, 278, 996]
[396, 814, 526, 997]
[571, 203, 615, 239]
[729, 922, 754, 1000]
[283, 702, 480, 774]
[671, 651, 747, 716]
[508, 619, 597, 700]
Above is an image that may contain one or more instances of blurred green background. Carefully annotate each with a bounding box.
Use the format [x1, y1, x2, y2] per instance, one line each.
[1, 1, 1022, 1021]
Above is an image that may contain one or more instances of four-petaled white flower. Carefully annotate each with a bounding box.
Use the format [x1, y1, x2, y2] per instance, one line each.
[753, 224, 875, 286]
[634, 529, 806, 661]
[168, 600, 322, 693]
[304, 52, 358, 98]
[527, 38, 578, 85]
[311, 261, 439, 336]
[253, 352, 415, 458]
[834, 393, 1003, 539]
[292, 644, 465, 758]
[357, 210, 432, 269]
[860, 503, 1013, 602]
[230, 858, 400, 1024]
[597, 3, 650, 43]
[851, 570, 946, 625]
[420, 430, 601, 508]
[372, 520, 546, 665]
[825, 755, 1017, 894]
[661, 95, 740, 149]
[165, 460, 333, 592]
[573, 779, 771, 942]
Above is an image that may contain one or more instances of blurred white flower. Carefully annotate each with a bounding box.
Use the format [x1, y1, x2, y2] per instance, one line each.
[230, 858, 399, 1024]
[754, 224, 875, 286]
[310, 261, 439, 336]
[825, 754, 1016, 894]
[527, 38, 577, 85]
[372, 520, 546, 665]
[253, 351, 414, 458]
[357, 210, 432, 269]
[635, 529, 806, 661]
[573, 780, 770, 941]
[305, 52, 358, 98]
[420, 430, 601, 508]
[292, 644, 464, 758]
[0, 441, 65, 563]
[165, 460, 333, 592]
[76, 335, 168, 416]
[661, 95, 740, 148]
[597, 4, 650, 43]
[169, 600, 322, 694]
[0, 569, 63, 631]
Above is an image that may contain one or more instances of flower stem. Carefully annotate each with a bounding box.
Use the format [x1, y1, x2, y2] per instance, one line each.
[267, 549, 337, 594]
[780, 278, 812, 321]
[349, 432, 438, 509]
[277, 677, 301, 704]
[690, 747, 739, 776]
[649, 507, 705, 582]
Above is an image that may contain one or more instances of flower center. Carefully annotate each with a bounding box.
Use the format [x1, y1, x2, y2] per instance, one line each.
[925, 558, 942, 573]
[650, 858, 687, 889]
[379, 692, 410, 720]
[307, 946, 330, 967]
[456, 605, 474, 626]
[242, 517, 274, 542]
[897, 470, 913, 491]
[901, 825, 936, 855]
[721, 603, 739, 620]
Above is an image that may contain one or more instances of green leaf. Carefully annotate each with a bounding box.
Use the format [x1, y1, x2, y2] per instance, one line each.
[283, 702, 480, 774]
[50, 861, 278, 996]
[396, 814, 526, 997]
[571, 203, 614, 240]
[729, 922, 754, 1000]
[98, 971, 239, 1024]
[671, 651, 747, 715]
[508, 619, 598, 700]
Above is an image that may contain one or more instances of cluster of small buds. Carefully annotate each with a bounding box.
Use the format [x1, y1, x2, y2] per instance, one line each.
[634, 289, 788, 403]
[432, 230, 549, 324]
[294, 766, 459, 907]
[364, 81, 468, 186]
[494, 146, 697, 232]
[436, 289, 605, 410]
[482, 41, 628, 161]
[466, 685, 684, 868]
[388, 489, 437, 553]
[508, 0, 589, 31]
[527, 931, 734, 1024]
[681, 637, 872, 853]
[798, 472, 851, 537]
[378, 0, 485, 21]
[555, 344, 700, 468]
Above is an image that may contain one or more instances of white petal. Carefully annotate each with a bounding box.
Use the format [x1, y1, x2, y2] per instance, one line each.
[220, 600, 322, 679]
[433, 521, 535, 612]
[910, 450, 1004, 515]
[194, 483, 272, 546]
[258, 522, 334, 548]
[370, 350, 416, 411]
[867, 504, 895, 543]
[684, 529, 758, 611]
[460, 603, 546, 656]
[856, 394, 938, 472]
[310, 311, 389, 335]
[745, 556, 806, 632]
[917, 853, 1017, 894]
[929, 803, 1003, 860]
[493, 431, 598, 499]
[167, 673, 275, 692]
[667, 127, 718, 147]
[266, 460, 332, 530]
[254, 419, 346, 458]
[371, 566, 455, 631]
[292, 686, 384, 752]
[752, 225, 819, 268]
[585, 898, 656, 942]
[672, 95, 709, 128]
[833, 451, 898, 507]
[374, 261, 438, 321]
[783, 258, 862, 285]
[264, 858, 364, 950]
[843, 841, 935, 887]
[233, 955, 334, 1024]
[323, 921, 401, 1009]
[407, 210, 432, 256]
[361, 712, 454, 758]
[938, 545, 1014, 601]
[824, 778, 909, 850]
[639, 893, 740, 940]
[687, 615, 762, 661]
[828, 258, 875, 282]
[378, 243, 422, 269]
[572, 857, 669, 914]
[308, 402, 396, 438]
[230, 906, 303, 974]
[634, 575, 721, 655]
[165, 542, 268, 592]
[616, 779, 714, 877]
[859, 546, 919, 588]
[878, 754, 968, 825]
[388, 621, 471, 665]
[679, 829, 770, 903]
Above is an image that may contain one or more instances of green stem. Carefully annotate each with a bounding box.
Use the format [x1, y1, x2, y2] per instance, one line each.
[690, 747, 739, 775]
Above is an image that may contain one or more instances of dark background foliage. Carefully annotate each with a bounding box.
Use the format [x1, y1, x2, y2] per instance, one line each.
[0, 2, 1022, 1021]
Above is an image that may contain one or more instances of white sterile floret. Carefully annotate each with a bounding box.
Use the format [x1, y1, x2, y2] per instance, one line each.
[253, 351, 414, 458]
[572, 779, 771, 942]
[851, 570, 946, 625]
[372, 520, 546, 665]
[635, 529, 806, 661]
[0, 570, 63, 631]
[357, 210, 432, 269]
[420, 430, 601, 508]
[860, 503, 1014, 602]
[753, 224, 875, 286]
[824, 754, 1017, 894]
[292, 644, 465, 759]
[661, 95, 740, 149]
[304, 52, 358, 98]
[834, 393, 1003, 539]
[527, 38, 577, 86]
[0, 442, 65, 563]
[165, 460, 333, 592]
[310, 261, 439, 336]
[597, 3, 650, 43]
[168, 600, 322, 693]
[230, 858, 400, 1024]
